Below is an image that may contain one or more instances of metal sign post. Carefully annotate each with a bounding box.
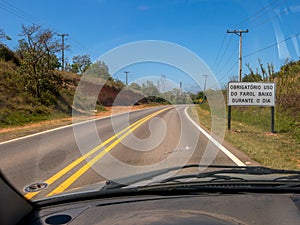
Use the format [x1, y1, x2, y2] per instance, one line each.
[271, 106, 275, 133]
[228, 105, 231, 130]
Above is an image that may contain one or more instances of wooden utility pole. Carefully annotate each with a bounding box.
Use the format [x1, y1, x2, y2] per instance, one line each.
[227, 29, 248, 82]
[202, 75, 208, 92]
[202, 75, 208, 101]
[58, 33, 69, 71]
[124, 71, 130, 85]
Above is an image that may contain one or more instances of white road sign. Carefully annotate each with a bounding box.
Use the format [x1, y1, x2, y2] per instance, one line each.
[228, 82, 275, 106]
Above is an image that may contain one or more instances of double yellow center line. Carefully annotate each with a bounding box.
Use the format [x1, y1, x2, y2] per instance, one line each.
[24, 107, 170, 200]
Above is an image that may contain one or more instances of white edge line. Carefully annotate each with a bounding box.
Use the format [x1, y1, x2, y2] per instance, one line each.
[0, 106, 162, 145]
[184, 106, 246, 167]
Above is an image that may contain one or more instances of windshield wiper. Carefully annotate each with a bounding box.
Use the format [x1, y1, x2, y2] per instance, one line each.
[101, 164, 300, 191]
[273, 174, 300, 181]
[39, 165, 300, 206]
[159, 166, 300, 184]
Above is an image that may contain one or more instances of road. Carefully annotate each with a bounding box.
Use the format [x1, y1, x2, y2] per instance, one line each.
[0, 105, 255, 201]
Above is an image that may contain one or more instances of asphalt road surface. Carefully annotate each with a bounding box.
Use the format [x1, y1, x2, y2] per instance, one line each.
[0, 105, 256, 201]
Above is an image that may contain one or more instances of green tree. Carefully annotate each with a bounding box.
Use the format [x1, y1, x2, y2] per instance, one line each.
[160, 88, 189, 104]
[85, 60, 111, 79]
[71, 54, 91, 74]
[17, 25, 62, 105]
[0, 44, 19, 65]
[129, 82, 142, 91]
[141, 80, 160, 97]
[0, 29, 18, 64]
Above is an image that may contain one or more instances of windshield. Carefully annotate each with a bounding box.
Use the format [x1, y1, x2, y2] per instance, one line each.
[0, 0, 299, 202]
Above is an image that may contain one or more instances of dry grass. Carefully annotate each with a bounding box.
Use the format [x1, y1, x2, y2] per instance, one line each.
[188, 104, 300, 170]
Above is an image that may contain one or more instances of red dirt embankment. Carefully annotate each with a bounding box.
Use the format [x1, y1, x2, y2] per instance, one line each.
[78, 79, 147, 106]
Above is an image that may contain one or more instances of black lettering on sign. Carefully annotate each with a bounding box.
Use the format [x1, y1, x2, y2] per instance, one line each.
[258, 92, 272, 96]
[240, 92, 255, 96]
[264, 85, 273, 90]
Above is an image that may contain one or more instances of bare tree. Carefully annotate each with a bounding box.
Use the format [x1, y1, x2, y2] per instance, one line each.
[258, 58, 267, 80]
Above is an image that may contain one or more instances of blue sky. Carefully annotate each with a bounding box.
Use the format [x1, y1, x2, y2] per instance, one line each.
[1, 0, 299, 92]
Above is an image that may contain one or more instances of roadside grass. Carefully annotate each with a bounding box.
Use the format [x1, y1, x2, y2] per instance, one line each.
[0, 105, 154, 142]
[0, 104, 108, 129]
[188, 103, 300, 170]
[0, 110, 68, 128]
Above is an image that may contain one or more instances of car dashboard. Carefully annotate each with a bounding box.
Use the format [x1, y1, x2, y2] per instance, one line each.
[20, 192, 300, 225]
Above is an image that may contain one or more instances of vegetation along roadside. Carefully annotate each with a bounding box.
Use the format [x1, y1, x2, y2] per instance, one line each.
[188, 59, 300, 170]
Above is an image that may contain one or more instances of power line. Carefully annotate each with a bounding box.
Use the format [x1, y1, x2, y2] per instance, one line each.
[215, 0, 286, 68]
[215, 42, 239, 76]
[0, 0, 89, 54]
[68, 39, 89, 52]
[219, 61, 239, 82]
[0, 0, 41, 23]
[220, 31, 300, 83]
[243, 32, 300, 58]
[213, 36, 233, 72]
[233, 0, 287, 28]
[212, 0, 286, 75]
[246, 0, 288, 30]
[211, 34, 227, 70]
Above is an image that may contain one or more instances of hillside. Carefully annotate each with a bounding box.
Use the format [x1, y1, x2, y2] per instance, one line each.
[0, 59, 146, 127]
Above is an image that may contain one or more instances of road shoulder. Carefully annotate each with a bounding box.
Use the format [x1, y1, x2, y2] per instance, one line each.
[0, 105, 153, 142]
[185, 106, 260, 166]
